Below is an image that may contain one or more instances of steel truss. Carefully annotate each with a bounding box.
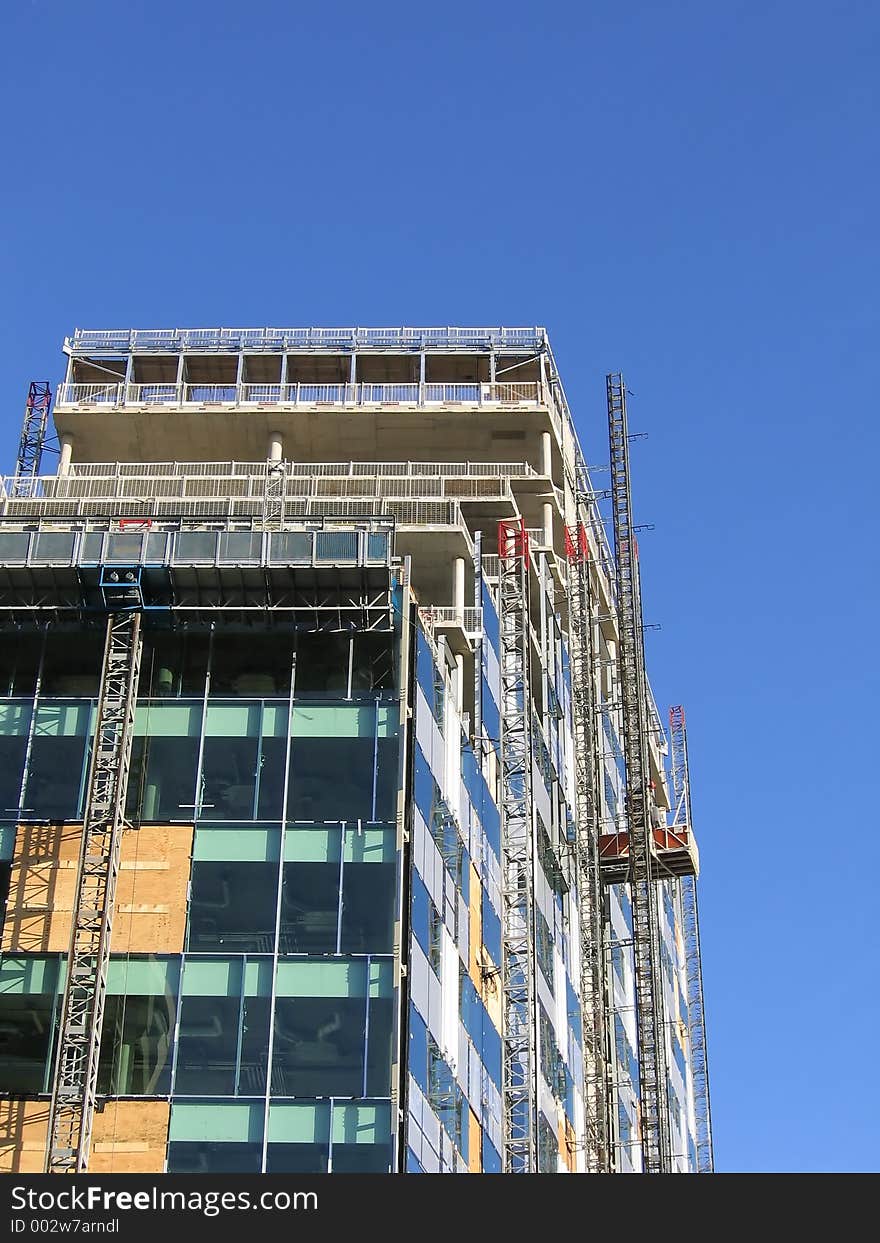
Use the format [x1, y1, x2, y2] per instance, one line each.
[13, 382, 53, 493]
[669, 706, 714, 1172]
[565, 520, 611, 1172]
[45, 612, 143, 1172]
[497, 518, 537, 1173]
[606, 374, 672, 1173]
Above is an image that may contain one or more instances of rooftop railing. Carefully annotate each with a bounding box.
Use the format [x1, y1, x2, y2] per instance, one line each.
[56, 380, 547, 410]
[66, 326, 547, 353]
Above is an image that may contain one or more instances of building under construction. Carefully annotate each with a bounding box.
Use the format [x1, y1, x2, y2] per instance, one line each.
[0, 327, 712, 1174]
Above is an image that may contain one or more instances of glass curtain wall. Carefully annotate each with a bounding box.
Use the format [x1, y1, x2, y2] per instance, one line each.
[0, 617, 402, 1174]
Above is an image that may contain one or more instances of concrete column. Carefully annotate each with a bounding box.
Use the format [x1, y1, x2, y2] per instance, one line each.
[58, 435, 74, 476]
[453, 556, 466, 615]
[268, 432, 283, 462]
[541, 430, 552, 477]
[543, 501, 554, 549]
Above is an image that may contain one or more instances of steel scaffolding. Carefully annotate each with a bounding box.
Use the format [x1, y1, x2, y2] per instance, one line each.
[669, 705, 714, 1173]
[498, 518, 537, 1173]
[13, 382, 52, 492]
[606, 373, 672, 1173]
[565, 520, 611, 1172]
[45, 612, 143, 1173]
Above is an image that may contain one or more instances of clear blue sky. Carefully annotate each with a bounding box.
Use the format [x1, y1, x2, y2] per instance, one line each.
[1, 1, 877, 1173]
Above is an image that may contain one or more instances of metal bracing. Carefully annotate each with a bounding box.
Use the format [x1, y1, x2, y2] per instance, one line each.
[13, 382, 52, 493]
[606, 373, 672, 1173]
[44, 611, 143, 1173]
[669, 706, 714, 1173]
[263, 459, 286, 528]
[497, 518, 537, 1173]
[565, 522, 611, 1172]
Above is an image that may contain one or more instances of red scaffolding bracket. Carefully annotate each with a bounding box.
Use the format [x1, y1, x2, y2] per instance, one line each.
[498, 517, 529, 562]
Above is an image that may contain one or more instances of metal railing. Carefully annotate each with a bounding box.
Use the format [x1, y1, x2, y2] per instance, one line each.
[67, 326, 547, 353]
[419, 605, 484, 634]
[56, 381, 546, 409]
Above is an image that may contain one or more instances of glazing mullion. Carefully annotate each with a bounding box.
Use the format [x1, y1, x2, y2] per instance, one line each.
[14, 629, 45, 816]
[336, 824, 345, 954]
[187, 627, 213, 819]
[260, 648, 296, 1172]
[233, 957, 246, 1096]
[362, 956, 371, 1097]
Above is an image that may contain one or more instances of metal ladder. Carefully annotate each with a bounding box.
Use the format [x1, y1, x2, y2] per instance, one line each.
[669, 706, 714, 1172]
[565, 520, 611, 1172]
[606, 374, 672, 1173]
[263, 458, 286, 528]
[497, 518, 537, 1173]
[45, 612, 143, 1173]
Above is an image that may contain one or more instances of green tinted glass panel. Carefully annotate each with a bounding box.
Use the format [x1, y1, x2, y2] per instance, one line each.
[134, 703, 201, 737]
[275, 959, 366, 998]
[267, 1103, 330, 1144]
[331, 1102, 391, 1145]
[168, 1102, 264, 1143]
[282, 826, 341, 863]
[343, 826, 395, 863]
[0, 955, 63, 994]
[193, 827, 281, 862]
[292, 705, 397, 738]
[0, 705, 31, 736]
[106, 957, 180, 996]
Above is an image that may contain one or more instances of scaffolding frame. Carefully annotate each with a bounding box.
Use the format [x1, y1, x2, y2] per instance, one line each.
[606, 373, 672, 1173]
[44, 611, 143, 1173]
[669, 705, 714, 1173]
[565, 520, 611, 1172]
[13, 382, 53, 492]
[497, 518, 537, 1173]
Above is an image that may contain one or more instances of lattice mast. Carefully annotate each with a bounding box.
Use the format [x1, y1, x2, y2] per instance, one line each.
[498, 518, 538, 1173]
[14, 382, 52, 493]
[565, 517, 611, 1172]
[606, 373, 672, 1173]
[45, 612, 143, 1173]
[669, 705, 714, 1172]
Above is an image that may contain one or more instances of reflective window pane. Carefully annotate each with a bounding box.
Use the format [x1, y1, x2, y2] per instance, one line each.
[288, 738, 374, 821]
[187, 862, 278, 953]
[175, 996, 240, 1095]
[340, 862, 395, 954]
[98, 994, 175, 1095]
[0, 993, 56, 1092]
[265, 1143, 328, 1173]
[280, 860, 340, 954]
[41, 631, 103, 697]
[294, 632, 350, 698]
[166, 1142, 262, 1173]
[25, 702, 92, 820]
[139, 633, 209, 697]
[271, 997, 365, 1097]
[0, 633, 42, 696]
[210, 635, 292, 697]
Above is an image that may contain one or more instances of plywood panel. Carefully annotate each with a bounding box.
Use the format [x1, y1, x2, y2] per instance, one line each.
[468, 1107, 482, 1173]
[0, 1100, 170, 1174]
[1, 823, 81, 953]
[0, 1100, 50, 1173]
[1, 823, 193, 956]
[111, 825, 193, 955]
[90, 1102, 170, 1173]
[467, 862, 482, 991]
